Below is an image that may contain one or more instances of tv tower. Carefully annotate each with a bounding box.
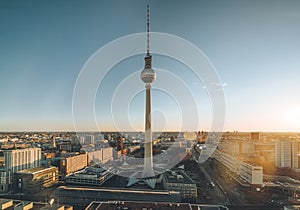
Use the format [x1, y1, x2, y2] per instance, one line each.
[140, 4, 156, 178]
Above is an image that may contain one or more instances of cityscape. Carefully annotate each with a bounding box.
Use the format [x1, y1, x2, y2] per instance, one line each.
[1, 0, 300, 210]
[1, 131, 300, 209]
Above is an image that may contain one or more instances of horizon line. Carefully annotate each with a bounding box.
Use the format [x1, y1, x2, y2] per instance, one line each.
[0, 130, 300, 133]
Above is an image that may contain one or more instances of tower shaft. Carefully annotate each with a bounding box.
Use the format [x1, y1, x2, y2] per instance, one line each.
[142, 84, 155, 177]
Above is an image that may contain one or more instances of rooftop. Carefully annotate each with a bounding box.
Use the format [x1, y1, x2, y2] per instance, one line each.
[86, 201, 229, 210]
[164, 170, 195, 184]
[16, 166, 57, 174]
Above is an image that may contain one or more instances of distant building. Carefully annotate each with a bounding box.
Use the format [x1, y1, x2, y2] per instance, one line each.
[275, 140, 300, 168]
[59, 142, 72, 152]
[241, 142, 255, 156]
[254, 142, 275, 163]
[87, 147, 113, 165]
[218, 141, 240, 156]
[251, 132, 260, 141]
[163, 170, 197, 201]
[214, 150, 263, 186]
[14, 166, 58, 194]
[117, 136, 124, 151]
[0, 148, 41, 192]
[113, 149, 122, 160]
[43, 152, 56, 160]
[84, 135, 95, 145]
[260, 149, 276, 163]
[60, 153, 88, 177]
[53, 137, 57, 148]
[219, 140, 255, 157]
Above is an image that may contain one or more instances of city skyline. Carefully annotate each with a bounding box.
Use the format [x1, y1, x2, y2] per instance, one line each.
[1, 0, 300, 132]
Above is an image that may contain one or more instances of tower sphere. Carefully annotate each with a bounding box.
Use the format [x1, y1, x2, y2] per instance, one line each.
[141, 67, 156, 84]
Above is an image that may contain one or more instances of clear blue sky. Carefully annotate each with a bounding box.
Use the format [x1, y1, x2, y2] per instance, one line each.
[1, 0, 300, 132]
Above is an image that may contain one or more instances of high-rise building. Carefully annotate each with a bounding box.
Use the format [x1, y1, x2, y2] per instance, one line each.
[0, 148, 41, 192]
[3, 148, 41, 173]
[292, 141, 300, 168]
[275, 140, 300, 168]
[275, 140, 292, 168]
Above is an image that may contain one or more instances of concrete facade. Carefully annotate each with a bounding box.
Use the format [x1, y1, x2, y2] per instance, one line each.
[214, 150, 263, 185]
[0, 148, 41, 192]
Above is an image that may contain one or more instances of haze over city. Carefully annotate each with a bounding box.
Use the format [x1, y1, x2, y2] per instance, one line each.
[1, 0, 300, 132]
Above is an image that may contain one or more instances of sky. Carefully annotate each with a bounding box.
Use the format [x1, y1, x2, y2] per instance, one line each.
[0, 0, 300, 132]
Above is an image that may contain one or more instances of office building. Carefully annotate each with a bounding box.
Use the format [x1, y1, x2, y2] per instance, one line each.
[0, 148, 41, 192]
[14, 166, 58, 194]
[2, 148, 41, 172]
[214, 150, 263, 185]
[65, 166, 113, 186]
[163, 170, 197, 201]
[60, 153, 88, 177]
[87, 147, 113, 165]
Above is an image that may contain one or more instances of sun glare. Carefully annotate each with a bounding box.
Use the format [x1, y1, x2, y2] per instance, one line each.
[286, 107, 300, 127]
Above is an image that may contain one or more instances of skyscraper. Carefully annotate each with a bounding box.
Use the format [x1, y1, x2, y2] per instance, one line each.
[140, 4, 156, 178]
[275, 140, 300, 168]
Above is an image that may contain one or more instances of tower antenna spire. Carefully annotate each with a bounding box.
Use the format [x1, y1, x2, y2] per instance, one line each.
[147, 4, 150, 55]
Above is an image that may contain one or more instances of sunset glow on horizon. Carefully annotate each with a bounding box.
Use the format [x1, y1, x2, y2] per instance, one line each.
[0, 0, 300, 132]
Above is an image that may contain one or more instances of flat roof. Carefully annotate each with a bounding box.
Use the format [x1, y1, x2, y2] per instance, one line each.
[164, 170, 195, 184]
[55, 186, 181, 204]
[85, 201, 229, 210]
[58, 186, 178, 195]
[16, 166, 57, 174]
